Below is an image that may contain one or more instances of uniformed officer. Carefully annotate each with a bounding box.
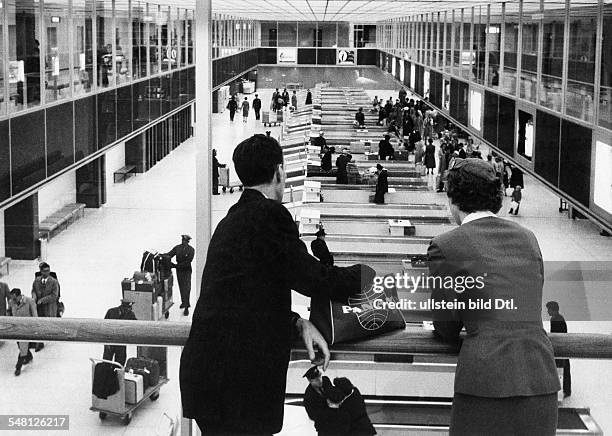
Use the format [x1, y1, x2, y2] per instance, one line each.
[303, 366, 332, 432]
[167, 235, 195, 316]
[103, 299, 137, 366]
[311, 229, 334, 267]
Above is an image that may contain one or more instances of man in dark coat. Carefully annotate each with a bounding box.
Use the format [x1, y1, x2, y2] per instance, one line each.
[313, 132, 327, 155]
[180, 134, 375, 435]
[252, 94, 262, 120]
[212, 149, 226, 195]
[103, 299, 137, 365]
[320, 146, 333, 172]
[399, 87, 407, 104]
[0, 274, 10, 317]
[336, 150, 352, 184]
[227, 96, 238, 122]
[311, 229, 334, 266]
[166, 235, 195, 315]
[334, 377, 376, 435]
[547, 301, 571, 397]
[374, 164, 388, 204]
[306, 89, 313, 105]
[31, 262, 59, 351]
[355, 108, 365, 128]
[378, 135, 394, 160]
[303, 366, 333, 432]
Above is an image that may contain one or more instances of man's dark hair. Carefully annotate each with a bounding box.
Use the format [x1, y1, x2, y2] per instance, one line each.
[233, 134, 283, 187]
[324, 386, 346, 404]
[446, 169, 503, 214]
[10, 288, 21, 297]
[333, 377, 354, 396]
[546, 301, 560, 312]
[39, 262, 50, 270]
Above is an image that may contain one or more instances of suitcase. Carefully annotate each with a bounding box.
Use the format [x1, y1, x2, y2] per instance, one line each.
[126, 357, 161, 386]
[218, 167, 230, 187]
[132, 368, 152, 389]
[124, 372, 144, 404]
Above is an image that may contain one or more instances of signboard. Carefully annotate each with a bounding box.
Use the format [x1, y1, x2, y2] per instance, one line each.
[277, 48, 297, 64]
[337, 49, 355, 65]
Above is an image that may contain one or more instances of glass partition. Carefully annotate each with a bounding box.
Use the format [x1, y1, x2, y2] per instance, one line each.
[565, 0, 597, 123]
[298, 22, 316, 47]
[460, 9, 472, 80]
[452, 10, 461, 75]
[149, 3, 160, 75]
[539, 2, 564, 112]
[278, 22, 297, 47]
[472, 6, 486, 85]
[337, 22, 350, 47]
[261, 22, 277, 47]
[116, 0, 132, 84]
[319, 23, 337, 47]
[444, 12, 452, 72]
[96, 0, 114, 88]
[43, 0, 71, 103]
[487, 3, 502, 88]
[502, 2, 519, 95]
[600, 3, 612, 129]
[520, 1, 540, 103]
[73, 0, 95, 95]
[160, 6, 170, 72]
[132, 1, 147, 78]
[7, 0, 42, 113]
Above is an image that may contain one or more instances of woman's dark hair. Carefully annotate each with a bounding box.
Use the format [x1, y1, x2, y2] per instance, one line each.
[233, 134, 283, 187]
[446, 169, 503, 214]
[333, 377, 354, 396]
[10, 288, 21, 297]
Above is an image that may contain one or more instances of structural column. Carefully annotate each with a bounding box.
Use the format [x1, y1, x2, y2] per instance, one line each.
[4, 194, 40, 260]
[184, 0, 212, 435]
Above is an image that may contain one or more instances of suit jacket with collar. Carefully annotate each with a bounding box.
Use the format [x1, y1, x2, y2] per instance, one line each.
[427, 216, 560, 398]
[31, 276, 59, 318]
[180, 189, 375, 433]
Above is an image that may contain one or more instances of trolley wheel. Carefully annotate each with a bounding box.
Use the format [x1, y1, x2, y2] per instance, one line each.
[230, 188, 234, 193]
[165, 311, 170, 319]
[222, 187, 227, 193]
[151, 391, 160, 401]
[99, 412, 107, 420]
[123, 413, 132, 425]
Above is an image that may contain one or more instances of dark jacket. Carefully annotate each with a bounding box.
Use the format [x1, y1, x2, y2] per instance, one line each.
[227, 99, 238, 112]
[180, 189, 375, 434]
[31, 276, 59, 318]
[321, 150, 333, 172]
[550, 314, 567, 334]
[0, 281, 9, 316]
[313, 136, 327, 154]
[311, 238, 334, 266]
[104, 305, 137, 321]
[378, 140, 394, 160]
[339, 387, 376, 436]
[304, 376, 332, 429]
[427, 217, 560, 398]
[510, 167, 524, 188]
[167, 244, 195, 271]
[512, 190, 522, 203]
[374, 170, 388, 204]
[336, 155, 352, 184]
[355, 112, 365, 125]
[306, 91, 312, 105]
[252, 98, 262, 111]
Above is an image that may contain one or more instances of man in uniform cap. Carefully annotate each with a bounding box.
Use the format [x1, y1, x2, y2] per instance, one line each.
[311, 229, 334, 267]
[103, 298, 137, 365]
[166, 235, 195, 316]
[303, 366, 333, 432]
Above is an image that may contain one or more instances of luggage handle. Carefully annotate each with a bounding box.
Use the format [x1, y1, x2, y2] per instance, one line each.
[90, 358, 124, 372]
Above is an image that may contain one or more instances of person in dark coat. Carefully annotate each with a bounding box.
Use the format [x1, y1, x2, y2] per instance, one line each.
[424, 138, 436, 174]
[103, 299, 137, 366]
[303, 366, 334, 433]
[374, 164, 388, 204]
[313, 132, 327, 155]
[321, 146, 333, 172]
[509, 185, 522, 215]
[547, 301, 571, 397]
[227, 96, 238, 122]
[305, 89, 312, 105]
[179, 134, 375, 435]
[334, 377, 376, 436]
[428, 158, 560, 436]
[317, 386, 352, 436]
[355, 107, 365, 128]
[31, 262, 59, 352]
[166, 235, 195, 315]
[271, 88, 279, 110]
[509, 165, 524, 189]
[311, 229, 334, 266]
[377, 105, 386, 126]
[212, 149, 226, 195]
[291, 91, 298, 110]
[378, 135, 394, 160]
[252, 94, 262, 120]
[0, 275, 10, 317]
[336, 150, 352, 184]
[399, 87, 407, 104]
[282, 88, 290, 107]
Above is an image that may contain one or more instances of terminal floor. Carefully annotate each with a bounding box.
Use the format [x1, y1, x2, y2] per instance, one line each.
[0, 88, 611, 435]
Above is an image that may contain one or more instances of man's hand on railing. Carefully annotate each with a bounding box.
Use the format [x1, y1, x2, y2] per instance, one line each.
[296, 318, 330, 371]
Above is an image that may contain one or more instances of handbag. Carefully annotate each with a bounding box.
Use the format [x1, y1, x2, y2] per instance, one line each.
[309, 276, 406, 345]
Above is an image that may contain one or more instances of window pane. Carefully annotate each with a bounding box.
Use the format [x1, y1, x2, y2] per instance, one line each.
[487, 4, 502, 88]
[452, 11, 461, 75]
[73, 0, 94, 96]
[502, 3, 519, 95]
[261, 21, 277, 47]
[520, 1, 540, 103]
[132, 1, 146, 79]
[96, 0, 114, 88]
[149, 4, 160, 74]
[160, 6, 170, 72]
[7, 0, 42, 112]
[43, 0, 71, 103]
[298, 22, 316, 47]
[116, 0, 131, 84]
[319, 23, 337, 47]
[187, 10, 193, 64]
[460, 15, 471, 80]
[278, 22, 297, 47]
[173, 8, 182, 68]
[539, 2, 564, 111]
[472, 7, 486, 85]
[599, 3, 612, 129]
[566, 0, 597, 122]
[444, 12, 452, 72]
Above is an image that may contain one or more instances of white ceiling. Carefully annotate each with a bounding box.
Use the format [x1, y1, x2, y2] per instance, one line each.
[209, 0, 510, 22]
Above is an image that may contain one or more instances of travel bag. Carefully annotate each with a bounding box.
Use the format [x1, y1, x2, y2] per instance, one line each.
[124, 372, 144, 404]
[126, 357, 160, 387]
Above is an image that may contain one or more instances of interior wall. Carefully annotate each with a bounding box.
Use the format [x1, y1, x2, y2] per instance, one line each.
[37, 171, 77, 222]
[256, 65, 402, 90]
[104, 142, 127, 193]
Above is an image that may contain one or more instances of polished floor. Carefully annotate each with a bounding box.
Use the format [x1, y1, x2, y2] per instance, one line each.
[0, 87, 611, 435]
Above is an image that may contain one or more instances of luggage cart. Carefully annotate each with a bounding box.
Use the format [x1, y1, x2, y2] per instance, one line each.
[90, 357, 169, 425]
[219, 167, 243, 194]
